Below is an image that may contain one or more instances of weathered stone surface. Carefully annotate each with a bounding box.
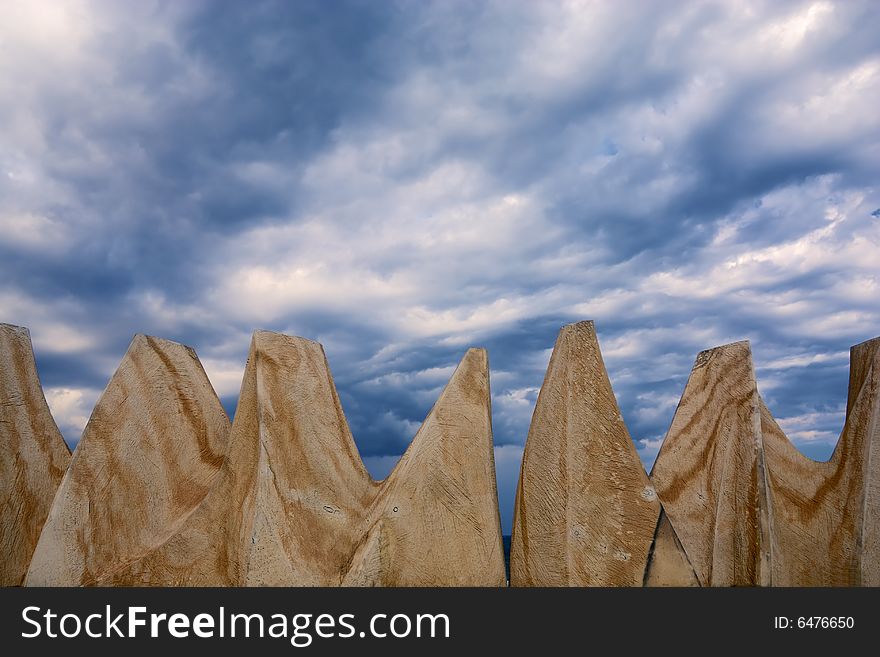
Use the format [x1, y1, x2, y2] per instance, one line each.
[763, 337, 880, 586]
[643, 510, 699, 587]
[510, 321, 663, 586]
[649, 336, 879, 587]
[93, 332, 373, 585]
[25, 335, 230, 586]
[94, 331, 505, 586]
[855, 338, 880, 587]
[346, 345, 505, 586]
[10, 316, 875, 588]
[650, 341, 771, 587]
[0, 324, 71, 586]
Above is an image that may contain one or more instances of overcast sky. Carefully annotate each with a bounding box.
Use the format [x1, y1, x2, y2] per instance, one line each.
[2, 0, 878, 533]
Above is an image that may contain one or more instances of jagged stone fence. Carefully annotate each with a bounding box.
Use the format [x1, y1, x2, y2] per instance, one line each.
[1, 321, 877, 587]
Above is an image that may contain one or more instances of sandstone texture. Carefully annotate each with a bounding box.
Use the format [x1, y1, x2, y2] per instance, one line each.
[25, 335, 230, 586]
[48, 331, 505, 586]
[511, 321, 664, 586]
[0, 324, 71, 586]
[3, 319, 876, 587]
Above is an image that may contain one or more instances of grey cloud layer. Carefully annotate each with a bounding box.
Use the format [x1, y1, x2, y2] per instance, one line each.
[1, 0, 878, 532]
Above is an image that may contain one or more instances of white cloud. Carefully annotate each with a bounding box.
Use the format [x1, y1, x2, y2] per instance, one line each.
[633, 391, 681, 425]
[1, 0, 877, 534]
[0, 213, 71, 253]
[200, 358, 246, 399]
[43, 386, 100, 446]
[637, 436, 665, 469]
[492, 385, 540, 431]
[775, 409, 846, 445]
[361, 454, 401, 482]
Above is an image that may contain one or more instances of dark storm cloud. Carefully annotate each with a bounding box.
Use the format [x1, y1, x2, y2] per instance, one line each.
[2, 0, 879, 532]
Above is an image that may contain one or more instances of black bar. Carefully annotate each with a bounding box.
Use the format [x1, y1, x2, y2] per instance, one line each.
[1, 587, 876, 654]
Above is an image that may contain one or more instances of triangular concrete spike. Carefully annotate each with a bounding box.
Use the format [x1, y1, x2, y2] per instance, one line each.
[24, 334, 230, 586]
[99, 333, 505, 586]
[762, 335, 880, 586]
[852, 337, 880, 586]
[643, 509, 700, 587]
[241, 331, 377, 585]
[650, 340, 771, 587]
[510, 321, 661, 586]
[846, 337, 880, 417]
[853, 337, 880, 586]
[88, 331, 372, 585]
[0, 324, 71, 586]
[365, 347, 506, 586]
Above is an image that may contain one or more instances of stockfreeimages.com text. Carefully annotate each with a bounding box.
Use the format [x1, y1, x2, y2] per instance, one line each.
[21, 605, 450, 647]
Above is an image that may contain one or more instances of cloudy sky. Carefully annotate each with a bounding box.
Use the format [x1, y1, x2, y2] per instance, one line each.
[2, 0, 878, 533]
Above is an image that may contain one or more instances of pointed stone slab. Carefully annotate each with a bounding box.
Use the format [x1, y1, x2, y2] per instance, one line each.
[99, 331, 505, 586]
[854, 338, 880, 586]
[650, 341, 771, 587]
[241, 332, 381, 585]
[348, 347, 506, 586]
[25, 335, 230, 586]
[763, 336, 880, 586]
[510, 321, 662, 586]
[0, 324, 71, 586]
[89, 331, 371, 585]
